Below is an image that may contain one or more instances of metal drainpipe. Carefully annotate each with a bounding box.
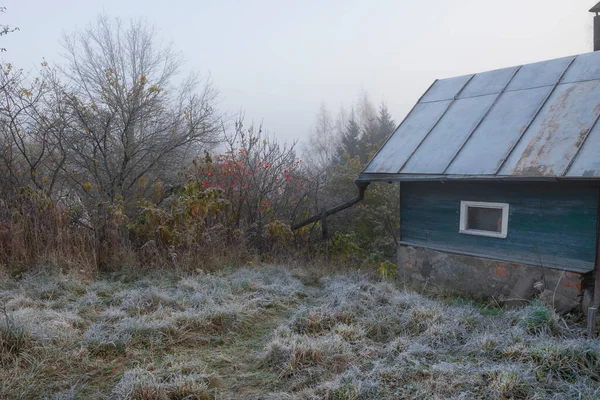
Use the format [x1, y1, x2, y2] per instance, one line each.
[291, 182, 370, 231]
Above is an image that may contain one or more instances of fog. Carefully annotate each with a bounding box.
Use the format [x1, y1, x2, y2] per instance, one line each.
[2, 0, 594, 143]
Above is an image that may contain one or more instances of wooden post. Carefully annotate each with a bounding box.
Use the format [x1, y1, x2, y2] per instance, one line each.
[321, 208, 328, 264]
[399, 182, 406, 284]
[591, 188, 600, 338]
[593, 188, 600, 307]
[589, 307, 598, 338]
[398, 182, 402, 243]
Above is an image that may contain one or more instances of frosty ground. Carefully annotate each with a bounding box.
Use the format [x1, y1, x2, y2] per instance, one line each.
[1, 265, 599, 399]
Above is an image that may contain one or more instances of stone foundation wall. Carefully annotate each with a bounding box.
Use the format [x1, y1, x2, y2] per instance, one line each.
[398, 245, 583, 307]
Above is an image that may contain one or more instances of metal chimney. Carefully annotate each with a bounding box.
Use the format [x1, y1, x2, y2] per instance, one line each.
[590, 2, 600, 51]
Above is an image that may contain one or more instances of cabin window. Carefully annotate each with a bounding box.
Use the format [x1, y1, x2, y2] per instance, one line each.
[459, 201, 509, 238]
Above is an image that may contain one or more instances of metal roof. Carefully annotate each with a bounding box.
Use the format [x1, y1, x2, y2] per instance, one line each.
[358, 51, 600, 182]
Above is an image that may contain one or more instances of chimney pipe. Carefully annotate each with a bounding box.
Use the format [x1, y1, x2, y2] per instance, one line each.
[590, 2, 600, 51]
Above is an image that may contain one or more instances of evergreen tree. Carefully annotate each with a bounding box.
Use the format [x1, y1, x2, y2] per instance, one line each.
[338, 110, 361, 160]
[358, 117, 378, 163]
[375, 103, 396, 145]
[356, 91, 378, 164]
[359, 103, 396, 163]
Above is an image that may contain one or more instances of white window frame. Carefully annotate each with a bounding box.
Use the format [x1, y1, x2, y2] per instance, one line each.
[459, 201, 509, 239]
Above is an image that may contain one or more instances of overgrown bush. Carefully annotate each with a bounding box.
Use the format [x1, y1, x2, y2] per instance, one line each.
[313, 155, 399, 259]
[0, 123, 308, 273]
[0, 88, 400, 278]
[1, 186, 97, 275]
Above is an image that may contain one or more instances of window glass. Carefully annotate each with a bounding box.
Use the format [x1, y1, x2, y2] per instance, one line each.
[459, 201, 508, 238]
[466, 206, 502, 233]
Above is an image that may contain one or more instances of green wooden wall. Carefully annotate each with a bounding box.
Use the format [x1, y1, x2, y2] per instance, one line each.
[400, 181, 599, 273]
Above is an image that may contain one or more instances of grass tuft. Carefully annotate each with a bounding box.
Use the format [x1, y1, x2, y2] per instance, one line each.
[0, 306, 30, 363]
[110, 368, 214, 400]
[521, 300, 560, 335]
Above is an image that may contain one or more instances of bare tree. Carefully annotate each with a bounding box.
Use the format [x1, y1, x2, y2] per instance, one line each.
[60, 15, 221, 205]
[0, 63, 68, 198]
[302, 103, 339, 172]
[0, 6, 19, 52]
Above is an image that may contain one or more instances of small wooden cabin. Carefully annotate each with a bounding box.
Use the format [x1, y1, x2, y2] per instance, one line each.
[356, 51, 600, 310]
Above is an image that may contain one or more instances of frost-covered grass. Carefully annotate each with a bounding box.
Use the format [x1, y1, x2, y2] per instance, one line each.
[261, 273, 600, 399]
[1, 266, 599, 399]
[0, 265, 304, 398]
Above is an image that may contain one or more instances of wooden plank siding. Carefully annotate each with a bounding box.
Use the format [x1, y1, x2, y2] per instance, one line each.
[400, 181, 599, 273]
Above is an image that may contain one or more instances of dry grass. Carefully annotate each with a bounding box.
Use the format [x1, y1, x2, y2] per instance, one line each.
[0, 265, 599, 399]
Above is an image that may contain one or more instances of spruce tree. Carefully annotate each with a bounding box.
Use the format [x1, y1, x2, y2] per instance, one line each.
[375, 103, 396, 145]
[359, 103, 396, 163]
[338, 110, 361, 160]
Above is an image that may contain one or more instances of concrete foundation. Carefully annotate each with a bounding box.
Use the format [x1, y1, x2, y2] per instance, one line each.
[398, 245, 583, 308]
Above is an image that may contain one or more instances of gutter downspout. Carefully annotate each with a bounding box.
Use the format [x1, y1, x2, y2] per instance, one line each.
[291, 182, 370, 231]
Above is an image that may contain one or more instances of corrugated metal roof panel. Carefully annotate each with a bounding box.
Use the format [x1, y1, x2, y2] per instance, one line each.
[446, 86, 552, 175]
[359, 51, 600, 181]
[363, 100, 450, 173]
[401, 94, 496, 174]
[420, 74, 473, 103]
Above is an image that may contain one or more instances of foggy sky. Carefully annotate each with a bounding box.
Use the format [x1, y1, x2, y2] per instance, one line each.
[1, 0, 595, 144]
